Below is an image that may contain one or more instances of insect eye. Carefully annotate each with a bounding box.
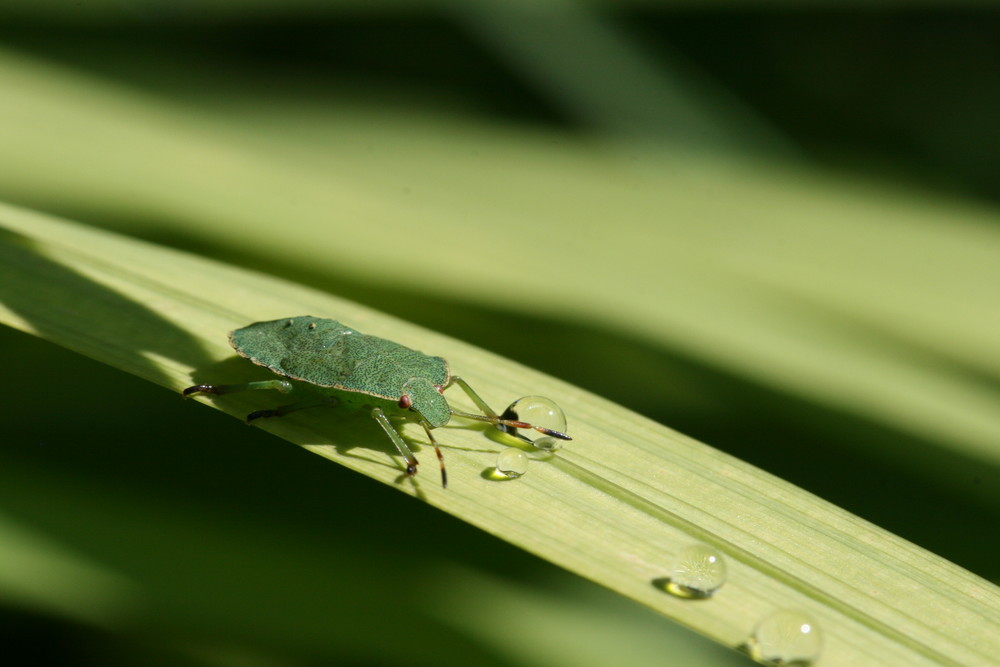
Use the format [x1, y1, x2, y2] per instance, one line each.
[398, 395, 413, 409]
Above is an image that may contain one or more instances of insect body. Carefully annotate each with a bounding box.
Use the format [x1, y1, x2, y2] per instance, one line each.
[183, 316, 570, 487]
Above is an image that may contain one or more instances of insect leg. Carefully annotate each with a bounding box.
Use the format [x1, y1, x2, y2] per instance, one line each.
[419, 422, 448, 488]
[445, 376, 499, 418]
[245, 396, 337, 424]
[184, 380, 335, 423]
[370, 407, 421, 480]
[182, 379, 293, 397]
[446, 376, 571, 441]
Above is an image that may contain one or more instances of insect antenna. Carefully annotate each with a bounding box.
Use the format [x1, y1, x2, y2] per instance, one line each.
[449, 409, 572, 441]
[444, 376, 572, 441]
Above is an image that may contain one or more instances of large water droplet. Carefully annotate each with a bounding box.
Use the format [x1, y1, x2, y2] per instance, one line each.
[748, 609, 822, 665]
[665, 544, 727, 599]
[499, 395, 568, 445]
[495, 448, 529, 479]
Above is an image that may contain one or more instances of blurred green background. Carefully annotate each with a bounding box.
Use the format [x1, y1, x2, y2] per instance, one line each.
[1, 2, 998, 665]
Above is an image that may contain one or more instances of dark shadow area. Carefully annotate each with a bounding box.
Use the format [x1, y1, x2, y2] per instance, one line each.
[627, 9, 1000, 204]
[0, 603, 201, 667]
[0, 13, 562, 129]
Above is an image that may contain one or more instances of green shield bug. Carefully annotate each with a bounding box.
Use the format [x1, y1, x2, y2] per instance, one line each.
[183, 316, 571, 487]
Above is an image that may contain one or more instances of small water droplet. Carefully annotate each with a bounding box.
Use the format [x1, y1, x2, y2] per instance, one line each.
[499, 395, 568, 445]
[748, 609, 822, 665]
[532, 436, 562, 452]
[663, 544, 727, 599]
[495, 448, 529, 478]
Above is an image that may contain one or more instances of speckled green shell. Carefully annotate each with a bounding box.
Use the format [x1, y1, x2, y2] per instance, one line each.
[229, 316, 450, 402]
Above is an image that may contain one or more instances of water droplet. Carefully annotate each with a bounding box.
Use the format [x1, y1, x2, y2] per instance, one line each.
[495, 448, 529, 478]
[532, 436, 562, 452]
[665, 544, 727, 599]
[748, 609, 822, 665]
[499, 395, 568, 445]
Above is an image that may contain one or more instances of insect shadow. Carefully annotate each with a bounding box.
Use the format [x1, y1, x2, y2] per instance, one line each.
[185, 353, 516, 484]
[186, 356, 396, 464]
